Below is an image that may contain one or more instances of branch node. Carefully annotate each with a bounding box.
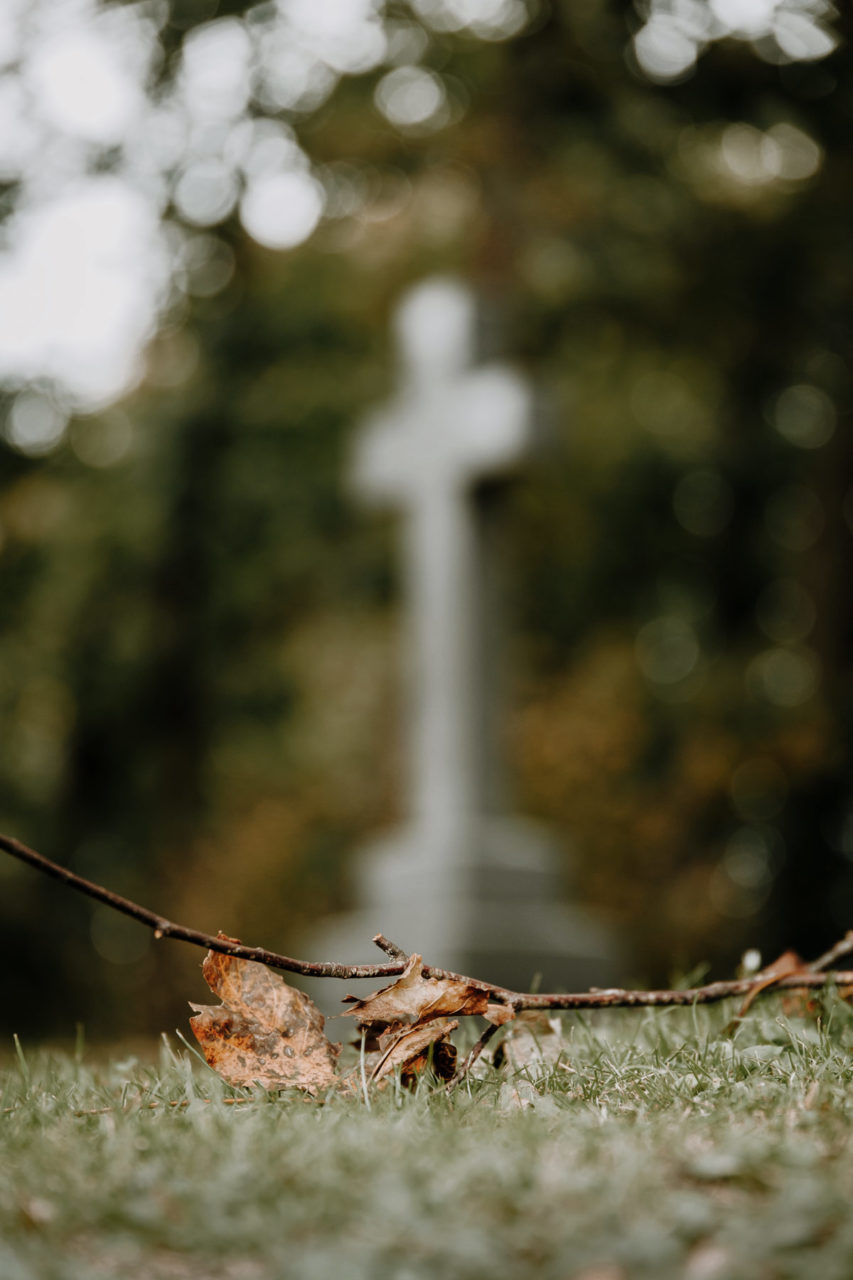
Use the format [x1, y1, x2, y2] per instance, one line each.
[372, 934, 409, 962]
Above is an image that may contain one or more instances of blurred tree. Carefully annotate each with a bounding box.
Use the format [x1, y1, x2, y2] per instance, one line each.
[0, 0, 851, 1038]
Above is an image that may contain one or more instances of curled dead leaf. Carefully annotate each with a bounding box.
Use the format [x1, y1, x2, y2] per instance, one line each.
[343, 953, 490, 1027]
[189, 934, 340, 1094]
[372, 1017, 459, 1084]
[485, 1001, 516, 1026]
[736, 949, 808, 1021]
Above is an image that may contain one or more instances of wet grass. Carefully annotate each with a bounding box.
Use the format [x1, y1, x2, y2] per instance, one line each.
[4, 999, 853, 1279]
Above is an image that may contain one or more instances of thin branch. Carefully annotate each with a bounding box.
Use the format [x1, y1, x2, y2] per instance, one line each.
[372, 934, 409, 961]
[509, 972, 853, 1012]
[448, 1022, 501, 1090]
[0, 833, 407, 982]
[3, 832, 853, 1016]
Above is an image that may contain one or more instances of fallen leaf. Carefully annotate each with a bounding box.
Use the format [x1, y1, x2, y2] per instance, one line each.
[371, 1018, 459, 1084]
[735, 949, 807, 1020]
[782, 977, 853, 1019]
[343, 953, 490, 1027]
[485, 1001, 516, 1026]
[189, 934, 340, 1094]
[780, 991, 821, 1019]
[495, 1011, 567, 1078]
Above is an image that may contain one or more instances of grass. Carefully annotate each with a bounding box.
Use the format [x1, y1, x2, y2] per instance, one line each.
[4, 998, 853, 1279]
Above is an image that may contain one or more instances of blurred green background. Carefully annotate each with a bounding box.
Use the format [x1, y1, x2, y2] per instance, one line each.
[1, 0, 851, 1041]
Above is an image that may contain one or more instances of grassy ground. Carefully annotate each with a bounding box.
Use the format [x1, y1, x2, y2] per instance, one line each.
[3, 999, 853, 1280]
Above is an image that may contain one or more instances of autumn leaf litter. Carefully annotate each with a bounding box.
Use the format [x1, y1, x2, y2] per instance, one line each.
[190, 942, 519, 1093]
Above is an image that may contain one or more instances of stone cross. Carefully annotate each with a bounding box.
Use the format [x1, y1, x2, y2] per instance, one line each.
[352, 278, 531, 847]
[306, 277, 618, 1001]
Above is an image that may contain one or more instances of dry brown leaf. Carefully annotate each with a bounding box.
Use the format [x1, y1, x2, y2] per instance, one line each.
[371, 1017, 459, 1084]
[485, 1001, 516, 1026]
[343, 953, 490, 1027]
[736, 948, 807, 1020]
[780, 992, 821, 1018]
[189, 934, 340, 1094]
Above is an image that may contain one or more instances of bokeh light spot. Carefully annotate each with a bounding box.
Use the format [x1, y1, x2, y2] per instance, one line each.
[173, 159, 239, 227]
[635, 615, 700, 686]
[719, 123, 774, 185]
[375, 66, 449, 132]
[747, 646, 820, 706]
[673, 468, 733, 537]
[179, 18, 252, 123]
[319, 163, 371, 220]
[385, 19, 431, 64]
[709, 0, 776, 37]
[5, 391, 68, 456]
[771, 383, 835, 448]
[633, 16, 698, 83]
[755, 578, 815, 645]
[710, 863, 771, 919]
[764, 485, 824, 552]
[28, 26, 140, 146]
[69, 412, 133, 469]
[773, 11, 838, 61]
[763, 122, 822, 181]
[730, 758, 787, 822]
[0, 176, 170, 409]
[145, 324, 200, 390]
[240, 171, 325, 251]
[630, 369, 711, 452]
[253, 36, 337, 114]
[711, 821, 778, 918]
[275, 0, 387, 75]
[236, 119, 307, 181]
[181, 233, 235, 298]
[412, 0, 529, 39]
[727, 825, 784, 877]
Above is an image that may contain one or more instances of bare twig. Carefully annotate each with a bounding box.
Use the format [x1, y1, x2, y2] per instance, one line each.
[3, 831, 853, 1016]
[0, 833, 409, 982]
[0, 833, 517, 993]
[447, 1023, 502, 1090]
[509, 973, 853, 1011]
[372, 934, 409, 961]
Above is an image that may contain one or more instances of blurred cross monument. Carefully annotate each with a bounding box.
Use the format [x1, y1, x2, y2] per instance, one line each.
[309, 277, 617, 999]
